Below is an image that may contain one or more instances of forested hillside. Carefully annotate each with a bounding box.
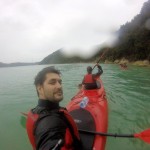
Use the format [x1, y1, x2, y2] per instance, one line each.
[100, 0, 150, 62]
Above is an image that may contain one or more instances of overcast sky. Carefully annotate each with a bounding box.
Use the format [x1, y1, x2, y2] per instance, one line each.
[0, 0, 148, 63]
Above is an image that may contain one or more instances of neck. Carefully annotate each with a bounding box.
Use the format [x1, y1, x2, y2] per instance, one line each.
[38, 99, 60, 110]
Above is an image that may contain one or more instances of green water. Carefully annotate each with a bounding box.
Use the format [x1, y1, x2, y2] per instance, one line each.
[0, 64, 150, 150]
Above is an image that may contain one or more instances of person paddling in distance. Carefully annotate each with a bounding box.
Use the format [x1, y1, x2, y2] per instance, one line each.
[26, 66, 82, 150]
[82, 64, 103, 90]
[119, 63, 128, 70]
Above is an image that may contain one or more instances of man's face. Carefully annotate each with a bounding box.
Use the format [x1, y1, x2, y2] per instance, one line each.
[37, 73, 63, 102]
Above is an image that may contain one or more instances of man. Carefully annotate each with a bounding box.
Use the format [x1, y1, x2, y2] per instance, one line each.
[82, 64, 103, 89]
[26, 66, 81, 150]
[120, 63, 128, 70]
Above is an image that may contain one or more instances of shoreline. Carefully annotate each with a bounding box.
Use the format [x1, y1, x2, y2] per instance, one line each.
[104, 59, 150, 67]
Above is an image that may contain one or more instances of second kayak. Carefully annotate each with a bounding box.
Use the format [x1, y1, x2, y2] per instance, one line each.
[66, 78, 108, 150]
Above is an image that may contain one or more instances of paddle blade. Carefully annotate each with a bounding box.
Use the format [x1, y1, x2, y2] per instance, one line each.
[134, 128, 150, 144]
[21, 112, 27, 117]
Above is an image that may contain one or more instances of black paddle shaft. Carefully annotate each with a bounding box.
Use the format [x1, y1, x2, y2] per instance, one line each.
[79, 129, 134, 138]
[92, 50, 107, 70]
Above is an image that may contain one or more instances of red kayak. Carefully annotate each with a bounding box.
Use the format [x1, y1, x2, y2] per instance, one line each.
[66, 78, 108, 150]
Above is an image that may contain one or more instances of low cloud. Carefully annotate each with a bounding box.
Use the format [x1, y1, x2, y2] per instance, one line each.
[0, 0, 147, 63]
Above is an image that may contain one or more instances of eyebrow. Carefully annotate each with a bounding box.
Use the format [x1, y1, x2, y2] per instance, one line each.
[48, 79, 62, 82]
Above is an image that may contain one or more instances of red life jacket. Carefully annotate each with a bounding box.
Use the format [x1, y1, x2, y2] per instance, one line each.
[83, 74, 95, 84]
[26, 111, 38, 150]
[26, 108, 80, 150]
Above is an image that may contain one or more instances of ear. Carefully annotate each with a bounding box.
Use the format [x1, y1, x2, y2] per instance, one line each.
[36, 84, 42, 92]
[36, 84, 43, 97]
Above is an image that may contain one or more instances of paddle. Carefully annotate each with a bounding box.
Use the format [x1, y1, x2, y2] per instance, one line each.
[21, 112, 27, 116]
[92, 48, 108, 70]
[20, 112, 150, 144]
[79, 129, 150, 144]
[19, 112, 26, 129]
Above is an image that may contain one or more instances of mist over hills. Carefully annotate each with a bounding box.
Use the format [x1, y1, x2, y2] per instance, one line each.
[1, 0, 150, 67]
[39, 49, 93, 64]
[37, 0, 150, 65]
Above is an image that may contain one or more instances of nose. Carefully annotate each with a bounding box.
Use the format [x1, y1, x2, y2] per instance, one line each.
[56, 81, 62, 88]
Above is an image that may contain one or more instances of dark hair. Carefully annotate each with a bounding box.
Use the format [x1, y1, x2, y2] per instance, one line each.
[87, 66, 92, 73]
[34, 66, 61, 86]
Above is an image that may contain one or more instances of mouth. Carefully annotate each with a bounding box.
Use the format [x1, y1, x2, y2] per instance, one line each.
[57, 92, 63, 96]
[55, 91, 63, 96]
[53, 90, 63, 101]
